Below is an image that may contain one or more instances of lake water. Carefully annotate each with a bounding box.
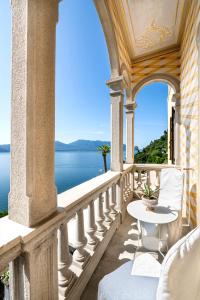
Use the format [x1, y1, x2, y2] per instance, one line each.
[0, 151, 110, 211]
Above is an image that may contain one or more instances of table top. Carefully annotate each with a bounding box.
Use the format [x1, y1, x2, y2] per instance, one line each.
[127, 200, 178, 224]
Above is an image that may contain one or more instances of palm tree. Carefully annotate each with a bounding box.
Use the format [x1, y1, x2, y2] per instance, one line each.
[97, 145, 111, 173]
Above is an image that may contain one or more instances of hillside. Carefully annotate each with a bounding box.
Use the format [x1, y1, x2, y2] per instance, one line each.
[0, 140, 127, 152]
[55, 140, 113, 151]
[0, 144, 10, 152]
[134, 131, 168, 164]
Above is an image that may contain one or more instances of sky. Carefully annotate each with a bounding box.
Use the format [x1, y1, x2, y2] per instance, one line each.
[0, 0, 167, 149]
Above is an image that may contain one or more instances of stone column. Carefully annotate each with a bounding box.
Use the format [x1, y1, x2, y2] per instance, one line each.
[9, 0, 58, 227]
[125, 102, 137, 164]
[174, 93, 181, 165]
[107, 76, 124, 171]
[9, 1, 59, 299]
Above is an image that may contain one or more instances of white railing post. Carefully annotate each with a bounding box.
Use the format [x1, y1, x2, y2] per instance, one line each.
[110, 184, 118, 218]
[146, 170, 151, 187]
[104, 189, 112, 225]
[73, 209, 89, 268]
[58, 223, 75, 298]
[155, 170, 161, 189]
[86, 200, 98, 250]
[96, 193, 107, 236]
[137, 170, 143, 190]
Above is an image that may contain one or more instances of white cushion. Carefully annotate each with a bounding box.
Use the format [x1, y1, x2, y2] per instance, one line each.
[131, 253, 161, 277]
[158, 168, 184, 211]
[98, 260, 159, 300]
[157, 225, 200, 300]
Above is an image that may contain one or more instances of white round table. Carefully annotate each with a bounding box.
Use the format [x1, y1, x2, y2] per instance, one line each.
[127, 200, 178, 224]
[127, 200, 178, 254]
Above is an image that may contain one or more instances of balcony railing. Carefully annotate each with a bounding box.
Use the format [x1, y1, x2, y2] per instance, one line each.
[1, 163, 186, 299]
[0, 164, 134, 299]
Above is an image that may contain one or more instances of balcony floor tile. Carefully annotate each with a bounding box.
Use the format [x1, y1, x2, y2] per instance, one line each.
[81, 214, 145, 300]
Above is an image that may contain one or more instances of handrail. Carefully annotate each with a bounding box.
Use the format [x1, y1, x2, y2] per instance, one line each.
[0, 170, 121, 273]
[57, 171, 120, 219]
[133, 163, 181, 170]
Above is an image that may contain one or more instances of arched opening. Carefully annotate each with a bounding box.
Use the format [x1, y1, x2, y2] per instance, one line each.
[133, 75, 180, 165]
[55, 1, 112, 194]
[0, 1, 11, 214]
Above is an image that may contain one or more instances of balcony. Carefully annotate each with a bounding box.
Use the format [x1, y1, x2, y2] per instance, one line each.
[0, 163, 191, 299]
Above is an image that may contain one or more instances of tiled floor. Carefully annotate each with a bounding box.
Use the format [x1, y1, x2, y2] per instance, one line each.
[81, 214, 148, 300]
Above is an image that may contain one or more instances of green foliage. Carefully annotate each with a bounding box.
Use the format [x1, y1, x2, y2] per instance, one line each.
[0, 269, 9, 286]
[97, 145, 111, 155]
[142, 184, 159, 199]
[0, 211, 8, 218]
[97, 144, 111, 173]
[135, 130, 168, 164]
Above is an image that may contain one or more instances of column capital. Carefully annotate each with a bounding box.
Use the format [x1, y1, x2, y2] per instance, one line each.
[172, 93, 181, 105]
[125, 102, 137, 112]
[106, 76, 124, 96]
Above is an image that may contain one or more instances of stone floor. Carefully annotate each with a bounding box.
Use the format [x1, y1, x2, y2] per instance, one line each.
[81, 214, 153, 300]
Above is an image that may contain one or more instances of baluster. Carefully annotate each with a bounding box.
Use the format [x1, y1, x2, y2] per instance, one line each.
[137, 170, 143, 191]
[58, 223, 75, 297]
[155, 170, 160, 189]
[96, 193, 107, 236]
[86, 200, 98, 250]
[132, 170, 136, 191]
[126, 174, 129, 194]
[73, 208, 89, 268]
[146, 170, 151, 187]
[110, 184, 118, 218]
[123, 176, 126, 199]
[124, 174, 127, 195]
[117, 177, 123, 213]
[127, 172, 131, 192]
[104, 189, 112, 225]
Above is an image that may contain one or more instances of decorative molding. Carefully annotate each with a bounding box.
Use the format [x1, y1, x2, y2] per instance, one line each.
[135, 20, 172, 50]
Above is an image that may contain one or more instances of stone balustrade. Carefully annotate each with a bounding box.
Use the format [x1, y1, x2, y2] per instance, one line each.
[0, 164, 134, 300]
[132, 164, 180, 194]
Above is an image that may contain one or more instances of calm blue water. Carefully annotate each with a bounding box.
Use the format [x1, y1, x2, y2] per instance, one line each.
[0, 151, 110, 211]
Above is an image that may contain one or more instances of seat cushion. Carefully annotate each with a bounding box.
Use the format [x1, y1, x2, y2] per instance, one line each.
[157, 225, 200, 300]
[98, 260, 159, 300]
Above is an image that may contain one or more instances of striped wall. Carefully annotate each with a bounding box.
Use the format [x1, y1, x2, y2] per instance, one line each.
[131, 49, 180, 86]
[179, 0, 200, 227]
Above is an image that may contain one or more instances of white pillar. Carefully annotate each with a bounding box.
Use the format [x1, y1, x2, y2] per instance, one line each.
[125, 102, 137, 164]
[174, 94, 181, 165]
[9, 1, 59, 299]
[9, 0, 58, 227]
[107, 76, 124, 171]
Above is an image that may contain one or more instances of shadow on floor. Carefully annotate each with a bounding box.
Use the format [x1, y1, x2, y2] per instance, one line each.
[81, 214, 144, 300]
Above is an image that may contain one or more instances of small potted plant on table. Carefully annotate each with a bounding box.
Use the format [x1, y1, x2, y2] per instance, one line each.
[142, 184, 159, 211]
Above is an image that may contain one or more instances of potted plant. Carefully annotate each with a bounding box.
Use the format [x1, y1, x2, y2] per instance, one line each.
[142, 184, 159, 211]
[0, 269, 10, 300]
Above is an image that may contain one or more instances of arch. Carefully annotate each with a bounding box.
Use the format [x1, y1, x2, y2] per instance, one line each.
[94, 0, 120, 78]
[132, 73, 180, 99]
[120, 63, 131, 90]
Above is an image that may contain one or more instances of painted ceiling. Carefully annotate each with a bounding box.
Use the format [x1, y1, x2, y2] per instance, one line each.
[121, 0, 186, 59]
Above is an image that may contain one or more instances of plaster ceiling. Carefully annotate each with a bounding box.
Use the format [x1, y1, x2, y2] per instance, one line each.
[120, 0, 186, 59]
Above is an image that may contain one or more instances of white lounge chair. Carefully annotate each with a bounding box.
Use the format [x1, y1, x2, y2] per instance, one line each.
[139, 168, 184, 251]
[98, 224, 200, 300]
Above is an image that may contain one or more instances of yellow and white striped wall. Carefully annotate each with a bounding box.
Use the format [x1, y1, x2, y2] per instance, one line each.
[131, 49, 180, 87]
[179, 0, 200, 227]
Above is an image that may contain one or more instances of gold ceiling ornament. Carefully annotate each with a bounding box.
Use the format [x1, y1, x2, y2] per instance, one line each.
[136, 19, 172, 50]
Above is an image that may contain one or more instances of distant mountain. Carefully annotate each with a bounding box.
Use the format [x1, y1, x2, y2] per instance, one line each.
[0, 140, 140, 152]
[0, 144, 10, 152]
[55, 140, 126, 151]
